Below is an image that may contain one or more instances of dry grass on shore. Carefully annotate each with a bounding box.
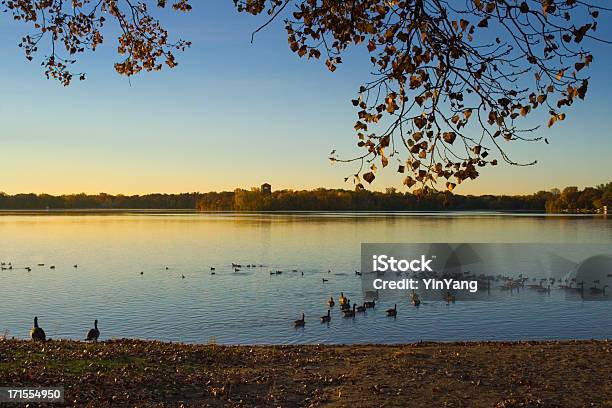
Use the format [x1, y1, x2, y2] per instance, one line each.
[0, 339, 610, 407]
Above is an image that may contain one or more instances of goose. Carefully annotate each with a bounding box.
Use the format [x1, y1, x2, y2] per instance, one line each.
[327, 297, 335, 307]
[445, 292, 456, 303]
[356, 303, 366, 313]
[411, 291, 421, 306]
[364, 300, 375, 309]
[320, 310, 331, 323]
[211, 271, 216, 275]
[50, 265, 55, 270]
[340, 299, 351, 311]
[140, 271, 144, 275]
[568, 281, 585, 294]
[386, 304, 397, 317]
[322, 278, 329, 283]
[85, 320, 100, 342]
[165, 266, 169, 270]
[343, 303, 356, 318]
[339, 292, 347, 306]
[73, 264, 78, 268]
[590, 285, 608, 295]
[355, 270, 362, 276]
[181, 274, 185, 279]
[30, 317, 46, 341]
[536, 285, 551, 294]
[25, 267, 32, 272]
[294, 313, 305, 327]
[210, 267, 216, 271]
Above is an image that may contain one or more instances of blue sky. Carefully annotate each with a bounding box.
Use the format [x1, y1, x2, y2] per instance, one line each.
[1, 1, 611, 195]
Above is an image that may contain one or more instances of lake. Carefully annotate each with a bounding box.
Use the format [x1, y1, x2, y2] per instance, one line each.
[1, 211, 611, 344]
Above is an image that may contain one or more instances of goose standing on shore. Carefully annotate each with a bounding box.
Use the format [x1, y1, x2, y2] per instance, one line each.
[85, 320, 100, 342]
[30, 317, 46, 341]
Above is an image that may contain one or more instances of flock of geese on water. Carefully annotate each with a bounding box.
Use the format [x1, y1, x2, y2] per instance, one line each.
[3, 260, 609, 340]
[293, 290, 424, 327]
[493, 274, 609, 295]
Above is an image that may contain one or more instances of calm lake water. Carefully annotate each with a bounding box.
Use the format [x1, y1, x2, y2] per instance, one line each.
[1, 212, 611, 344]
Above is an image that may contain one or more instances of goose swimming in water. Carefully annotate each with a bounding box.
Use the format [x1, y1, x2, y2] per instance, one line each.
[590, 285, 608, 295]
[320, 310, 331, 323]
[411, 290, 421, 306]
[339, 292, 347, 306]
[85, 320, 100, 342]
[294, 313, 305, 327]
[364, 300, 375, 309]
[322, 278, 329, 283]
[386, 304, 397, 317]
[30, 317, 46, 341]
[343, 303, 356, 318]
[356, 303, 366, 313]
[340, 299, 351, 311]
[327, 297, 335, 307]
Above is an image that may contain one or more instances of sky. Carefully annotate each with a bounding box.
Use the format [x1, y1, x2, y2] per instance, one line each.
[1, 1, 612, 196]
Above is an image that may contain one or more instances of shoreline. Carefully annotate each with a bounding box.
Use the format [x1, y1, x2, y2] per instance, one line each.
[1, 339, 610, 407]
[0, 208, 604, 216]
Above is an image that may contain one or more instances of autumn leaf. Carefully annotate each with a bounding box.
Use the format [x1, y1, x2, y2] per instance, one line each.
[363, 172, 376, 184]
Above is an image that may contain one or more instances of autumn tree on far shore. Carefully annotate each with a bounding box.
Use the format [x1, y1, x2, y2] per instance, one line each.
[2, 0, 609, 191]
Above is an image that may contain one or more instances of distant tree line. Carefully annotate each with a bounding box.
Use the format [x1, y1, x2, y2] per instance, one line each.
[2, 183, 609, 213]
[0, 193, 201, 210]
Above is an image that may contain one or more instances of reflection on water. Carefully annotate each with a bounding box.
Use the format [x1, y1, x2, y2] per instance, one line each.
[0, 212, 611, 344]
